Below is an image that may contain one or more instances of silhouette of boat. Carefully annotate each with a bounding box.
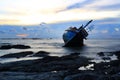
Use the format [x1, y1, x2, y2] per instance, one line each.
[63, 20, 93, 47]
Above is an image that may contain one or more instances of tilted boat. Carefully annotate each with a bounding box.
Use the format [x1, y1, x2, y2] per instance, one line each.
[63, 20, 93, 47]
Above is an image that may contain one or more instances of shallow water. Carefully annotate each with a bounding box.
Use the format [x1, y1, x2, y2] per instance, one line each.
[0, 38, 120, 63]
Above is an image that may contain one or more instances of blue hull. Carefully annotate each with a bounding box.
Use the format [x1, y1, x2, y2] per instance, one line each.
[63, 30, 85, 47]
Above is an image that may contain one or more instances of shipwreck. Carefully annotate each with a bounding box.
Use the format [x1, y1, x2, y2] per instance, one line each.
[63, 20, 93, 47]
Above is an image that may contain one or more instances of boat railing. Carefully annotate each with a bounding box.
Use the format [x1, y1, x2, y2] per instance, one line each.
[78, 20, 93, 39]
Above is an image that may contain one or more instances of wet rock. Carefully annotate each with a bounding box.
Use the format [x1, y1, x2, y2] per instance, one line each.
[114, 51, 120, 60]
[0, 71, 65, 80]
[93, 59, 120, 75]
[0, 53, 90, 72]
[111, 73, 120, 80]
[12, 44, 31, 49]
[0, 45, 12, 49]
[64, 73, 100, 80]
[61, 53, 80, 60]
[97, 52, 105, 56]
[102, 56, 111, 61]
[1, 51, 120, 80]
[0, 44, 30, 49]
[0, 51, 34, 58]
[97, 52, 114, 57]
[32, 51, 50, 57]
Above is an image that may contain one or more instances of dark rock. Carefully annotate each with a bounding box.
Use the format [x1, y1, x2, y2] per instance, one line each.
[60, 53, 81, 60]
[0, 51, 34, 58]
[0, 45, 12, 49]
[33, 51, 50, 57]
[0, 44, 30, 49]
[0, 53, 90, 72]
[64, 73, 100, 80]
[42, 56, 60, 62]
[94, 62, 110, 72]
[94, 60, 120, 75]
[0, 51, 120, 80]
[102, 57, 111, 61]
[0, 71, 65, 80]
[97, 52, 105, 56]
[69, 53, 80, 56]
[114, 51, 120, 60]
[111, 73, 120, 80]
[12, 44, 30, 49]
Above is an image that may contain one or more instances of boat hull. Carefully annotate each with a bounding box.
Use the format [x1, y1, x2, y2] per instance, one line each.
[63, 31, 84, 47]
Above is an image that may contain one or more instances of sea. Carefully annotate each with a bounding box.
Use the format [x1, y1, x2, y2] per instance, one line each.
[0, 38, 120, 63]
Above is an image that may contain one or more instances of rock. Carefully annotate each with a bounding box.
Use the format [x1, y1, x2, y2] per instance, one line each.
[114, 51, 120, 60]
[102, 57, 111, 61]
[111, 73, 120, 80]
[0, 45, 12, 49]
[0, 53, 90, 72]
[60, 53, 81, 60]
[0, 71, 65, 80]
[97, 52, 105, 56]
[0, 51, 120, 80]
[12, 44, 31, 49]
[0, 44, 30, 49]
[32, 51, 50, 57]
[94, 59, 120, 75]
[0, 51, 34, 58]
[64, 73, 100, 80]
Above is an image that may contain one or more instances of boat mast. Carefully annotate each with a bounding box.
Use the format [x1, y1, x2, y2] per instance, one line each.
[83, 20, 93, 28]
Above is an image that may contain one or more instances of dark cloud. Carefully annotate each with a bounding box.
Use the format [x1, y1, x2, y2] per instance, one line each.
[58, 0, 120, 12]
[95, 3, 120, 11]
[58, 0, 96, 12]
[68, 0, 95, 9]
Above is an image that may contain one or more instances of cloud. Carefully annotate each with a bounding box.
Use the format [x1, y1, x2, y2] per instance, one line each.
[0, 0, 120, 25]
[60, 0, 120, 11]
[0, 19, 20, 25]
[0, 10, 27, 16]
[16, 34, 28, 37]
[96, 3, 120, 11]
[0, 0, 91, 24]
[84, 0, 120, 10]
[61, 0, 95, 11]
[115, 28, 119, 32]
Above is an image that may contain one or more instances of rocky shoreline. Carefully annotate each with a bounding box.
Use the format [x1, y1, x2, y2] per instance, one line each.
[0, 45, 120, 80]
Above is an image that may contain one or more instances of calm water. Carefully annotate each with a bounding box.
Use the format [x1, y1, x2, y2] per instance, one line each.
[0, 38, 120, 63]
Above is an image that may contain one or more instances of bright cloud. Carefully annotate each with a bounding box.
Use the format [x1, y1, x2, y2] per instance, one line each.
[115, 28, 119, 32]
[0, 0, 120, 25]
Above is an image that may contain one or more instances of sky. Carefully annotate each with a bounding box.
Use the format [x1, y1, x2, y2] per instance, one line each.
[0, 0, 120, 38]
